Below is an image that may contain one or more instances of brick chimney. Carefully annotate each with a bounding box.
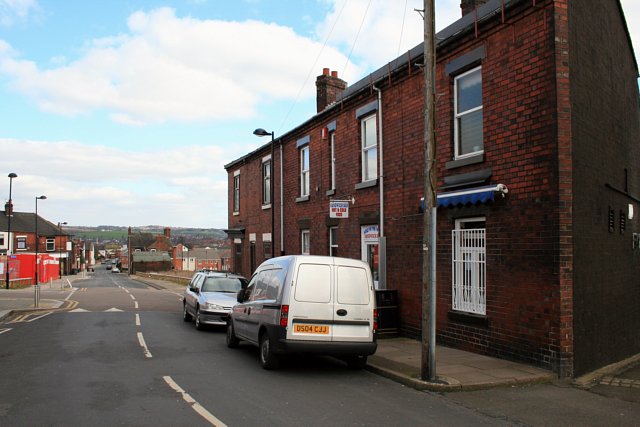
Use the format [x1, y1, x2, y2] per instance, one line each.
[461, 0, 490, 16]
[316, 68, 347, 113]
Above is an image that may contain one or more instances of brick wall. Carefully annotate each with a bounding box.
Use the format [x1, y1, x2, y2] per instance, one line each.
[568, 0, 640, 376]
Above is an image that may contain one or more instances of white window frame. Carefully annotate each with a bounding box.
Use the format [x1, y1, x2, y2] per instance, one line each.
[17, 236, 26, 250]
[233, 171, 241, 214]
[262, 156, 271, 207]
[46, 238, 55, 252]
[329, 132, 336, 190]
[300, 145, 310, 197]
[329, 226, 338, 256]
[0, 232, 6, 249]
[452, 217, 486, 315]
[301, 230, 310, 255]
[454, 66, 483, 160]
[361, 114, 377, 182]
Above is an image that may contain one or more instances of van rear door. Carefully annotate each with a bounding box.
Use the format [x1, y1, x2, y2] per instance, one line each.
[333, 262, 374, 343]
[287, 261, 333, 342]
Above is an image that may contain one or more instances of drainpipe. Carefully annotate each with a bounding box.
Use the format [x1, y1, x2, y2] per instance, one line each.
[373, 84, 386, 290]
[280, 142, 285, 255]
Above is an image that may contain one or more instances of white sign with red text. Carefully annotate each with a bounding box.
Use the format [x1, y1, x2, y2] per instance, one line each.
[329, 201, 350, 218]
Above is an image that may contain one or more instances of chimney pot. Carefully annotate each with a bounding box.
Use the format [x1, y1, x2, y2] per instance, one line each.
[331, 71, 338, 78]
[323, 67, 330, 75]
[460, 0, 490, 16]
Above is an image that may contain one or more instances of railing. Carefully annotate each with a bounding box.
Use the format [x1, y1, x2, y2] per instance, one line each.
[452, 228, 486, 315]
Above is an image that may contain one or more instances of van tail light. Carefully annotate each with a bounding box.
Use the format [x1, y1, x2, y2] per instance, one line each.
[373, 309, 378, 333]
[280, 305, 289, 327]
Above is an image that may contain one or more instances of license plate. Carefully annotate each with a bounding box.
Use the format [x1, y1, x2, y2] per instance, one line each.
[294, 324, 330, 334]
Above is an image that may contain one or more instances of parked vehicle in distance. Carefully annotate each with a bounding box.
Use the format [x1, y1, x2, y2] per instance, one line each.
[106, 264, 112, 270]
[227, 255, 378, 370]
[183, 270, 248, 330]
[111, 266, 120, 273]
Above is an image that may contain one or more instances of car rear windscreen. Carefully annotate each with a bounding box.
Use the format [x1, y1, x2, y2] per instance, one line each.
[294, 264, 331, 303]
[336, 266, 370, 305]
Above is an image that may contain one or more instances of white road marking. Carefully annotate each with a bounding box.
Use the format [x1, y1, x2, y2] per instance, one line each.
[137, 332, 152, 358]
[104, 308, 123, 312]
[27, 312, 52, 322]
[135, 313, 140, 326]
[70, 308, 90, 312]
[0, 328, 12, 334]
[134, 301, 139, 309]
[163, 376, 226, 427]
[129, 294, 135, 300]
[65, 288, 78, 301]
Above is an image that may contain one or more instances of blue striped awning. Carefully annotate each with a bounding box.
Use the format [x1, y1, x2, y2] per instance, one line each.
[421, 184, 508, 209]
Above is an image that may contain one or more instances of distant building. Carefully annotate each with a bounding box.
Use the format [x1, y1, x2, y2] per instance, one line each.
[1, 201, 72, 285]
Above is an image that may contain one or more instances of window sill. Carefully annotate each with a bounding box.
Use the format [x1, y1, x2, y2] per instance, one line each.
[355, 179, 377, 190]
[261, 204, 272, 210]
[446, 153, 484, 170]
[296, 195, 310, 203]
[447, 310, 488, 327]
[233, 211, 240, 216]
[325, 189, 336, 197]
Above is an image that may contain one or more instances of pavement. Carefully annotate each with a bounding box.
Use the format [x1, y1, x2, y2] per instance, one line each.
[5, 271, 630, 393]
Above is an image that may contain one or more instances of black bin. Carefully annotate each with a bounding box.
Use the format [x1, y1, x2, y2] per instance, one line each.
[375, 289, 398, 336]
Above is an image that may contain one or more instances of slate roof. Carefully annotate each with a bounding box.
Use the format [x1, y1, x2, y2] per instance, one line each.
[0, 211, 68, 236]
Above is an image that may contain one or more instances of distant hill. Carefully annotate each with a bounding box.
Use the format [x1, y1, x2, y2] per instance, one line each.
[64, 225, 228, 245]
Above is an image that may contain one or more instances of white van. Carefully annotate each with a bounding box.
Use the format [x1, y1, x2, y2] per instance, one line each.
[227, 255, 378, 370]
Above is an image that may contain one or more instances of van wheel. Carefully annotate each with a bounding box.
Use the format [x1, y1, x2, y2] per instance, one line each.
[195, 307, 205, 330]
[183, 303, 192, 322]
[346, 355, 368, 370]
[226, 321, 239, 348]
[259, 332, 279, 370]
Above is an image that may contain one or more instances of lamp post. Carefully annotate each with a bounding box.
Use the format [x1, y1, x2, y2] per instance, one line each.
[5, 172, 17, 289]
[253, 128, 275, 259]
[34, 195, 47, 286]
[58, 221, 67, 278]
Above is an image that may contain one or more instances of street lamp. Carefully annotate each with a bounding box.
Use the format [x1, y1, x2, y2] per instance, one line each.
[34, 195, 47, 286]
[58, 221, 67, 277]
[253, 128, 275, 259]
[5, 172, 17, 289]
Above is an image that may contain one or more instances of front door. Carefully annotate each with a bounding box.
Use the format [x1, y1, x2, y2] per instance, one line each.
[361, 225, 379, 289]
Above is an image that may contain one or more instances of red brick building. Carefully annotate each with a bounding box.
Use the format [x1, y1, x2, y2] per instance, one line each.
[225, 0, 640, 377]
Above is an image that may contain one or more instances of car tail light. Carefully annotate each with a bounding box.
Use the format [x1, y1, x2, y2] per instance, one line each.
[280, 305, 289, 327]
[373, 308, 378, 332]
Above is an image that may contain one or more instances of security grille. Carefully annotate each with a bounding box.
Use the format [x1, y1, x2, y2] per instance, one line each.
[452, 227, 486, 315]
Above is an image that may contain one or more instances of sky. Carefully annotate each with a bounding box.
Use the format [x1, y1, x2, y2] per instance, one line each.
[1, 0, 638, 229]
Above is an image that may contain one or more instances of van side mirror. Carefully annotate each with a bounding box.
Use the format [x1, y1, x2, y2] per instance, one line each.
[237, 288, 246, 303]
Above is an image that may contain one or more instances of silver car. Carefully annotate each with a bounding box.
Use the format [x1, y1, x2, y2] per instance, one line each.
[183, 271, 247, 330]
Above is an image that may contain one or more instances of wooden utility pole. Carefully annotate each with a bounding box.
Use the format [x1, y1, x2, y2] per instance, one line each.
[421, 0, 437, 382]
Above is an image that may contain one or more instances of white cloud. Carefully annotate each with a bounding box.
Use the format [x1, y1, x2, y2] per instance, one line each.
[315, 0, 462, 75]
[0, 139, 237, 228]
[0, 7, 355, 125]
[0, 0, 38, 26]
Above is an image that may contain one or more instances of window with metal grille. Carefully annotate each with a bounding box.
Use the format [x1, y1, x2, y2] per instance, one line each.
[452, 218, 486, 315]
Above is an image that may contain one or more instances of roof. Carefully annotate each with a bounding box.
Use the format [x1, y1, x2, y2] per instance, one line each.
[224, 0, 638, 170]
[186, 247, 230, 260]
[0, 211, 69, 236]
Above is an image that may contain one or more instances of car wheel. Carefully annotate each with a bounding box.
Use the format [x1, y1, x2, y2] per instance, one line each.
[195, 307, 205, 330]
[226, 321, 240, 348]
[183, 303, 192, 322]
[346, 355, 368, 370]
[259, 332, 279, 370]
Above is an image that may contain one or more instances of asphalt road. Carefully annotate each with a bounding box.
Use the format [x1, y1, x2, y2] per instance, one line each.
[0, 266, 511, 426]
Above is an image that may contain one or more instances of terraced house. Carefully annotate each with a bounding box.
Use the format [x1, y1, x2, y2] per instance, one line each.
[225, 0, 640, 377]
